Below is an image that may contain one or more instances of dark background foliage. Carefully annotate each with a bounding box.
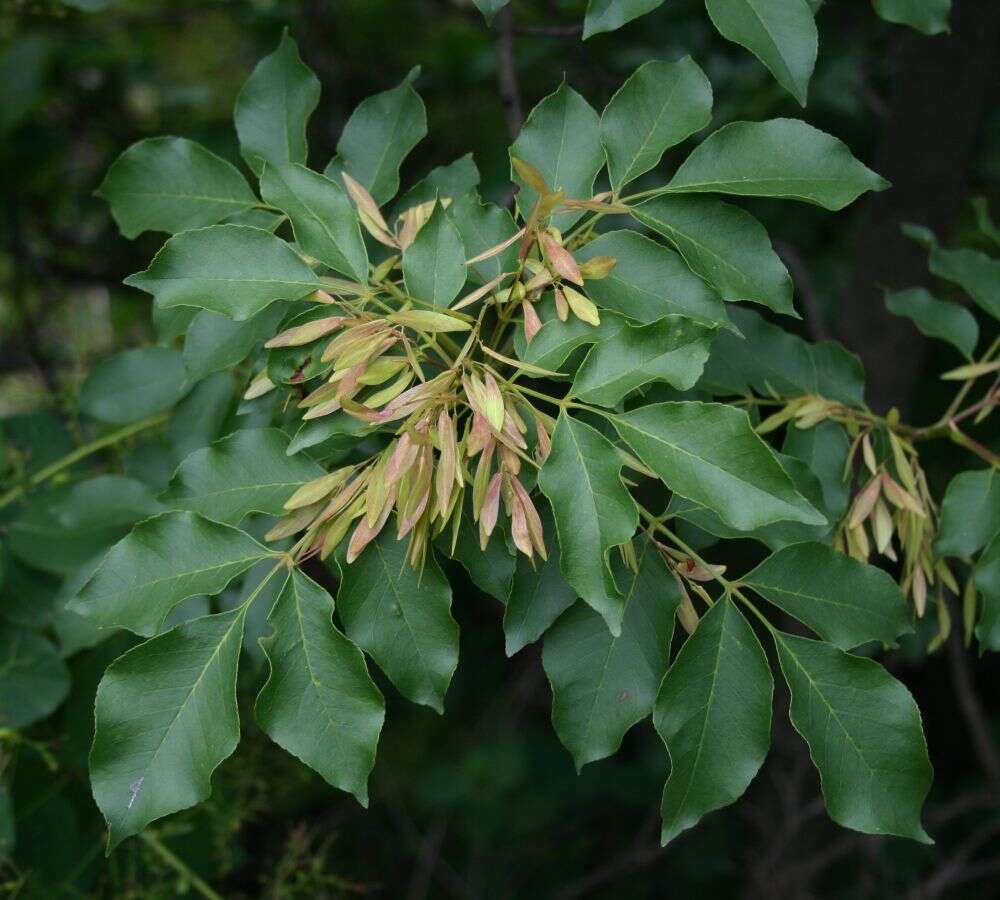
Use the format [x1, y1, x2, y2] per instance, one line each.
[1, 0, 999, 896]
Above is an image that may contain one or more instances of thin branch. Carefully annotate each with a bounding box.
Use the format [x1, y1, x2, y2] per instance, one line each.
[774, 239, 831, 342]
[495, 6, 524, 143]
[945, 597, 1000, 790]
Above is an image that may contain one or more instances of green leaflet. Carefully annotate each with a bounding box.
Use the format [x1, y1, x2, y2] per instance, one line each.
[471, 0, 510, 22]
[613, 402, 825, 531]
[124, 225, 320, 321]
[90, 605, 248, 849]
[575, 230, 731, 330]
[701, 307, 866, 408]
[583, 0, 665, 38]
[260, 163, 368, 283]
[934, 469, 1000, 558]
[537, 413, 638, 636]
[782, 420, 851, 520]
[447, 194, 519, 284]
[600, 57, 712, 192]
[0, 627, 70, 729]
[654, 597, 772, 844]
[336, 531, 459, 712]
[904, 224, 1000, 321]
[167, 372, 236, 462]
[972, 197, 1000, 248]
[633, 196, 795, 317]
[255, 570, 384, 805]
[69, 511, 274, 637]
[774, 630, 933, 843]
[234, 32, 320, 177]
[544, 541, 679, 771]
[570, 315, 715, 406]
[8, 475, 163, 576]
[79, 347, 189, 425]
[510, 82, 603, 230]
[667, 119, 888, 210]
[518, 304, 624, 373]
[741, 542, 912, 650]
[444, 498, 517, 604]
[224, 207, 286, 232]
[974, 533, 1000, 651]
[395, 154, 480, 217]
[182, 306, 287, 381]
[873, 0, 951, 35]
[402, 201, 467, 307]
[503, 503, 576, 656]
[332, 68, 427, 206]
[705, 0, 817, 106]
[885, 287, 978, 359]
[666, 452, 831, 551]
[160, 428, 325, 525]
[96, 137, 257, 239]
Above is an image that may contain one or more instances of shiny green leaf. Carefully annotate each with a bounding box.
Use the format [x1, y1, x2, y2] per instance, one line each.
[256, 569, 384, 804]
[704, 0, 817, 105]
[97, 137, 257, 239]
[634, 196, 795, 316]
[600, 57, 712, 191]
[774, 630, 933, 842]
[70, 511, 273, 636]
[538, 413, 639, 636]
[655, 597, 772, 844]
[571, 315, 715, 405]
[935, 469, 1000, 558]
[260, 163, 368, 282]
[235, 32, 320, 176]
[336, 531, 459, 712]
[80, 347, 189, 424]
[402, 201, 466, 307]
[613, 402, 826, 531]
[544, 541, 678, 770]
[124, 225, 320, 321]
[91, 605, 248, 849]
[742, 542, 912, 649]
[667, 119, 888, 210]
[161, 428, 325, 525]
[576, 230, 731, 330]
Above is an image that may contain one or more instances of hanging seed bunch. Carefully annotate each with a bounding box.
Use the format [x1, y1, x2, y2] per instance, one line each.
[245, 160, 621, 571]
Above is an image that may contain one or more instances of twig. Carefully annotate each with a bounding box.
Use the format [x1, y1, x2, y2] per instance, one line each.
[774, 240, 831, 342]
[945, 597, 1000, 790]
[495, 6, 524, 142]
[0, 411, 169, 510]
[139, 831, 225, 900]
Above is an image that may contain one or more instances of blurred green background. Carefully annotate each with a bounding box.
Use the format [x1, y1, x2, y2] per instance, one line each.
[1, 1, 999, 897]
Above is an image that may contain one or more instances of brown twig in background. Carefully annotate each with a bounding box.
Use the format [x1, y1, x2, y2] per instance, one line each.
[945, 596, 1000, 791]
[774, 239, 831, 342]
[495, 6, 523, 143]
